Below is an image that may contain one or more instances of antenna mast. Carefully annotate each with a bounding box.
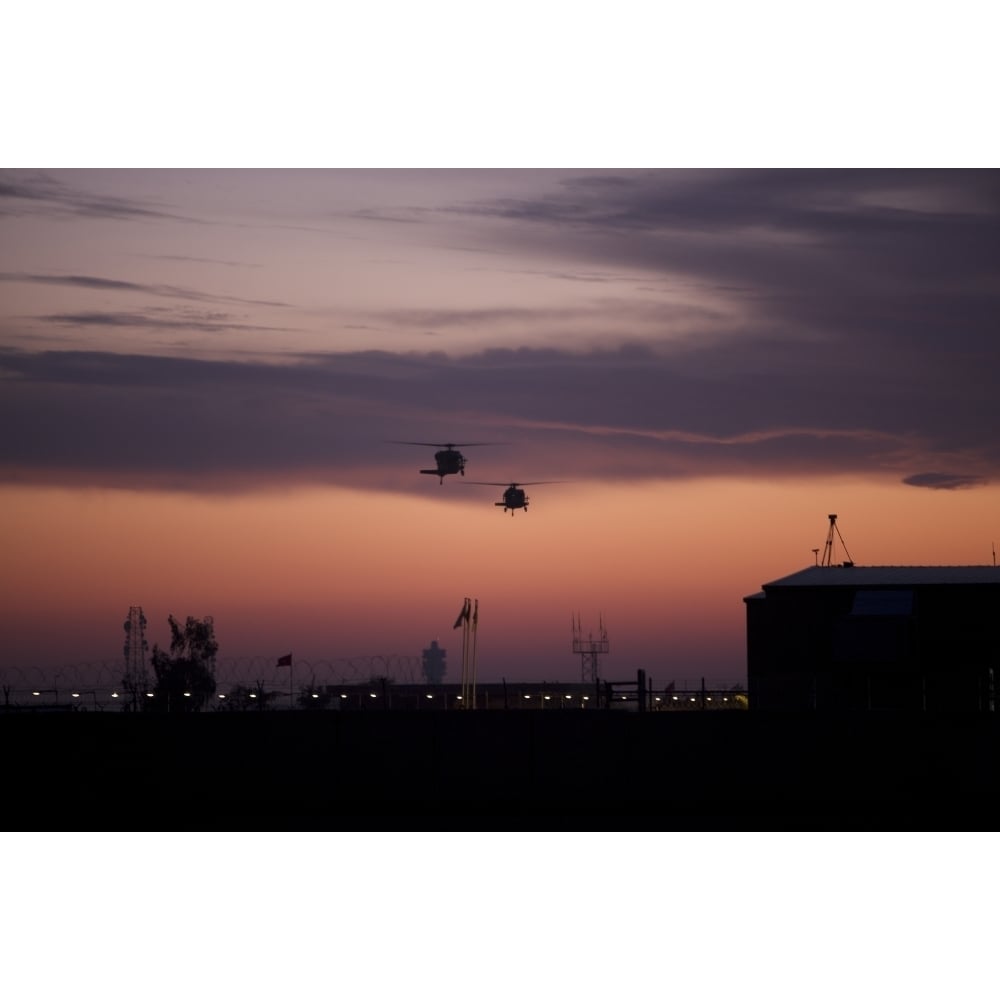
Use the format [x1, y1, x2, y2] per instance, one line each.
[572, 614, 609, 683]
[122, 605, 149, 711]
[820, 514, 854, 567]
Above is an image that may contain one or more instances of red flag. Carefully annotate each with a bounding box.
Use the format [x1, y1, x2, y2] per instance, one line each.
[472, 599, 478, 627]
[277, 653, 292, 666]
[453, 599, 470, 629]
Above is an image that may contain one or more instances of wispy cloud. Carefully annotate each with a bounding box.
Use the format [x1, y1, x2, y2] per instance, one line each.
[140, 254, 263, 269]
[37, 309, 294, 336]
[0, 272, 290, 308]
[0, 171, 199, 222]
[902, 472, 989, 490]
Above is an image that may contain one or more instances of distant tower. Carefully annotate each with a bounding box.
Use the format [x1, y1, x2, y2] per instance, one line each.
[122, 605, 149, 710]
[422, 639, 447, 685]
[572, 614, 609, 683]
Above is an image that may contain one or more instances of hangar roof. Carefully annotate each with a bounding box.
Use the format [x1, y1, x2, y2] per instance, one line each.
[760, 565, 1000, 589]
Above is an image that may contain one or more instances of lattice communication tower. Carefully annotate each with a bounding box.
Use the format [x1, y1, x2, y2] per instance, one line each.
[122, 605, 149, 710]
[572, 613, 609, 683]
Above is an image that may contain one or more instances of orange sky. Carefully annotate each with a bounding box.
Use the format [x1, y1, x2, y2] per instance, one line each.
[4, 475, 997, 687]
[4, 23, 996, 999]
[2, 168, 998, 694]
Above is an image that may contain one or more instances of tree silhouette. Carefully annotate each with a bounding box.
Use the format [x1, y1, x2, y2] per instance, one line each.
[148, 615, 218, 713]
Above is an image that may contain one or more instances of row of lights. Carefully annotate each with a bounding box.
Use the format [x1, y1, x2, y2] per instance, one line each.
[32, 690, 733, 704]
[35, 692, 470, 701]
[33, 690, 195, 700]
[34, 692, 474, 701]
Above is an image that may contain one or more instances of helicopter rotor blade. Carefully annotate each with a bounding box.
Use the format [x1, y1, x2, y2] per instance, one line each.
[465, 481, 568, 488]
[388, 441, 504, 448]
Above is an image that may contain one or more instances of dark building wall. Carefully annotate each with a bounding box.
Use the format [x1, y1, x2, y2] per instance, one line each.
[746, 578, 1000, 711]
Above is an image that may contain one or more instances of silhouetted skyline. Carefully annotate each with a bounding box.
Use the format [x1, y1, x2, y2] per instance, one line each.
[4, 9, 996, 998]
[2, 168, 998, 683]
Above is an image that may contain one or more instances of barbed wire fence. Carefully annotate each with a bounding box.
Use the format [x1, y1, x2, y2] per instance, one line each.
[0, 655, 424, 710]
[1, 659, 749, 712]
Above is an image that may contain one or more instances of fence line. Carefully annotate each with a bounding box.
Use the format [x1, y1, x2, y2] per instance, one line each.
[0, 655, 421, 703]
[1, 667, 748, 711]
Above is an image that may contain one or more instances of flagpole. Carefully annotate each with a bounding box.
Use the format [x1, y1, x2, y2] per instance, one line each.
[462, 598, 470, 708]
[454, 598, 471, 709]
[471, 599, 478, 711]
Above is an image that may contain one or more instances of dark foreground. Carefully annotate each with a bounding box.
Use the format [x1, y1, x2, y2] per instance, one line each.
[4, 710, 998, 829]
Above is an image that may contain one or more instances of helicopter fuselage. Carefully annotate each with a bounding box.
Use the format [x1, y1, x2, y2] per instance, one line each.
[420, 448, 466, 483]
[467, 479, 557, 514]
[496, 486, 528, 514]
[397, 440, 498, 484]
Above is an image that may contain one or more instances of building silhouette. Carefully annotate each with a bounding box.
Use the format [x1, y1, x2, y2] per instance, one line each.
[421, 639, 447, 685]
[745, 564, 1000, 711]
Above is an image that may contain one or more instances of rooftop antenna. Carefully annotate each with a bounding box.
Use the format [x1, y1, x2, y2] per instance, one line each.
[820, 514, 854, 567]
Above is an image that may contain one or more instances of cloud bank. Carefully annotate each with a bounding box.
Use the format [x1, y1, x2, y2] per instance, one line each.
[1, 168, 997, 494]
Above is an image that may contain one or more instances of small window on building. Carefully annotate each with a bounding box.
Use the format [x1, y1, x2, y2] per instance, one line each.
[850, 590, 913, 615]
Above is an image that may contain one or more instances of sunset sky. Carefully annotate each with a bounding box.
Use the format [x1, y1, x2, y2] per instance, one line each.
[3, 168, 998, 687]
[5, 10, 999, 999]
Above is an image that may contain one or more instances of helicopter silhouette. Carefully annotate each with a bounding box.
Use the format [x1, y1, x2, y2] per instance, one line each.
[465, 480, 565, 515]
[390, 441, 500, 484]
